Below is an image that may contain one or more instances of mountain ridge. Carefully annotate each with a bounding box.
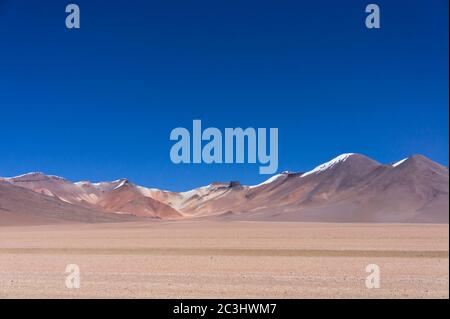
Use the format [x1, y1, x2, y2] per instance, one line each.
[1, 153, 448, 224]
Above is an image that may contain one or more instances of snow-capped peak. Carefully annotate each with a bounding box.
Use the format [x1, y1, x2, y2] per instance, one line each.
[113, 179, 130, 190]
[301, 153, 355, 177]
[249, 173, 284, 189]
[75, 181, 91, 186]
[392, 157, 408, 167]
[6, 172, 66, 181]
[4, 172, 39, 180]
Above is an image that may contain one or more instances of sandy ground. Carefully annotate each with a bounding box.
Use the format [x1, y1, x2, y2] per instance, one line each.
[0, 221, 448, 298]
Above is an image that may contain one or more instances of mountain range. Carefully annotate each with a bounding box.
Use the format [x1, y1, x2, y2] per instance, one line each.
[0, 153, 448, 225]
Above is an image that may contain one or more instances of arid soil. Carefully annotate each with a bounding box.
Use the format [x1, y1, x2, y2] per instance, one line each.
[0, 221, 448, 298]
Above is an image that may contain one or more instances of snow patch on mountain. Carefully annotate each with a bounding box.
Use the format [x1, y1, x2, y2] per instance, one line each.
[249, 174, 284, 189]
[301, 153, 355, 177]
[392, 158, 408, 167]
[5, 172, 66, 181]
[113, 179, 129, 190]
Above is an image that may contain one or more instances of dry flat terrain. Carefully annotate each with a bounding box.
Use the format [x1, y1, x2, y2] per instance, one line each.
[0, 221, 448, 298]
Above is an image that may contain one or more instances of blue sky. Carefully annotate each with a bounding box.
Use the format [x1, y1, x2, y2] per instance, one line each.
[0, 0, 448, 191]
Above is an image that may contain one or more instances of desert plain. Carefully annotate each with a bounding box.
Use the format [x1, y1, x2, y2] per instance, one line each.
[0, 221, 448, 299]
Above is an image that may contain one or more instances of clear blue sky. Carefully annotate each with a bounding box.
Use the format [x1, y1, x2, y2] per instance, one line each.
[0, 0, 448, 191]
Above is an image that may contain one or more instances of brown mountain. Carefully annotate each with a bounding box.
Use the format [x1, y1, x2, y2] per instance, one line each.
[95, 179, 182, 219]
[0, 181, 138, 226]
[1, 174, 182, 220]
[228, 154, 449, 223]
[0, 153, 448, 225]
